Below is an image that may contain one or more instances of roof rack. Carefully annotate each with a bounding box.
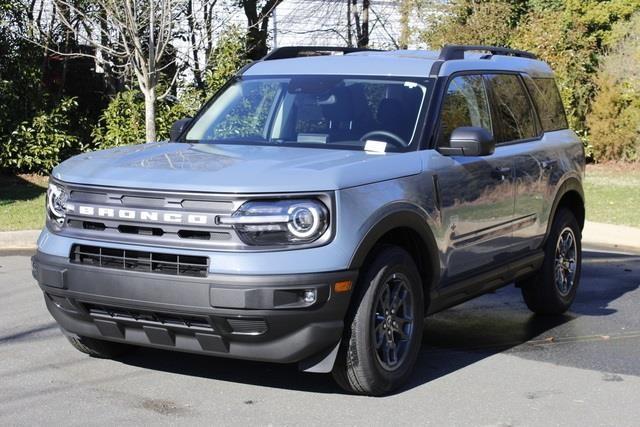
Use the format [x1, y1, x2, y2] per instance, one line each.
[263, 46, 380, 61]
[439, 45, 537, 61]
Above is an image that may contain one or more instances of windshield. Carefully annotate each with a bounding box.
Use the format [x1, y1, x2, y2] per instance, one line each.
[185, 76, 431, 151]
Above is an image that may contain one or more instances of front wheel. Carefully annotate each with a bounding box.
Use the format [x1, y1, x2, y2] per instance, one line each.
[332, 245, 424, 395]
[518, 208, 582, 315]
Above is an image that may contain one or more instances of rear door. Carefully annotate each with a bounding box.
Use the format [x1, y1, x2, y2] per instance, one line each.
[432, 74, 516, 281]
[485, 73, 557, 254]
[517, 75, 571, 250]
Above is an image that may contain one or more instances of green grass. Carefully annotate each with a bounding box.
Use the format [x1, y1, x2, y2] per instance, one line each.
[0, 174, 48, 231]
[0, 164, 638, 231]
[584, 164, 640, 228]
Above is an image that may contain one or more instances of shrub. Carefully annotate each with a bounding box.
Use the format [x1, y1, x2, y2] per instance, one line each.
[206, 25, 249, 94]
[91, 89, 200, 148]
[588, 14, 640, 162]
[0, 98, 78, 173]
[91, 90, 146, 148]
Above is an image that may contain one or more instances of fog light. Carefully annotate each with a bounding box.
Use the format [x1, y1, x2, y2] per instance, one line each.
[303, 290, 316, 304]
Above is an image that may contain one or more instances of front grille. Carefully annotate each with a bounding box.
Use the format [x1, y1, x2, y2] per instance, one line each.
[61, 183, 241, 250]
[56, 182, 333, 251]
[85, 303, 214, 332]
[70, 244, 208, 277]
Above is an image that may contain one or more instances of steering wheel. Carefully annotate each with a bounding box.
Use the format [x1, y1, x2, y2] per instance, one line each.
[360, 130, 407, 149]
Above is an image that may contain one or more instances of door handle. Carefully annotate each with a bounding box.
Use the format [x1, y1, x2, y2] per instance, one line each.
[541, 160, 557, 170]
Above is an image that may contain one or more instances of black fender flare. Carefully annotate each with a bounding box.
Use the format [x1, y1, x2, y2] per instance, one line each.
[544, 175, 585, 242]
[348, 206, 441, 291]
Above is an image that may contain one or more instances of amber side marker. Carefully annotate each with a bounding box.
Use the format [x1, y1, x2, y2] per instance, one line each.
[334, 280, 353, 293]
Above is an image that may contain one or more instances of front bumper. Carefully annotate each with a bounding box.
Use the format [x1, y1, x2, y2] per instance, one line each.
[32, 251, 357, 366]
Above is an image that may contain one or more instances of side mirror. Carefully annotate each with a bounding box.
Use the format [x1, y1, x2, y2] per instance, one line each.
[444, 126, 495, 157]
[169, 118, 192, 141]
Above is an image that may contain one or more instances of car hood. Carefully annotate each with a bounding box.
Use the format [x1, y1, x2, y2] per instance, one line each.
[52, 142, 422, 193]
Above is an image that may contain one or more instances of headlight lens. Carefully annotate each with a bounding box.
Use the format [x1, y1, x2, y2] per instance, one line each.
[46, 182, 68, 226]
[222, 199, 329, 246]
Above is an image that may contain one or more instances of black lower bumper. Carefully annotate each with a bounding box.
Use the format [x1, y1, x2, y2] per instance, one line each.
[32, 251, 357, 365]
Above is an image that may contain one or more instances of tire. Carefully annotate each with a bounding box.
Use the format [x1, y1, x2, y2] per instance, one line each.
[66, 335, 133, 359]
[519, 208, 582, 315]
[332, 245, 424, 396]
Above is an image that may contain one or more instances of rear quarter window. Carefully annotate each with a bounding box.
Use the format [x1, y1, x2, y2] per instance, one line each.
[523, 76, 568, 132]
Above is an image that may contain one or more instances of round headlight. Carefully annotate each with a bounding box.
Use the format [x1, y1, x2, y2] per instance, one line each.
[47, 182, 68, 224]
[222, 199, 329, 246]
[288, 204, 321, 238]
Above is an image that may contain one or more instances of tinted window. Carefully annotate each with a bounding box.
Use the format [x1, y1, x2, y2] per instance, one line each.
[486, 74, 537, 143]
[438, 75, 492, 147]
[523, 76, 568, 131]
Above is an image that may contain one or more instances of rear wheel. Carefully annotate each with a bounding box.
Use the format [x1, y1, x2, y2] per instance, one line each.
[332, 245, 424, 395]
[66, 335, 133, 359]
[519, 208, 582, 315]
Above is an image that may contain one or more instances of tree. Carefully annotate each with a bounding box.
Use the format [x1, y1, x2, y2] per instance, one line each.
[420, 0, 640, 161]
[206, 25, 249, 92]
[238, 0, 283, 60]
[587, 14, 640, 162]
[92, 25, 249, 150]
[399, 0, 411, 49]
[52, 0, 182, 142]
[351, 0, 370, 47]
[421, 0, 516, 48]
[184, 0, 219, 93]
[513, 10, 596, 135]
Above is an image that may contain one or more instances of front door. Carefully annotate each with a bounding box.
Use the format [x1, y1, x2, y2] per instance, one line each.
[431, 74, 516, 281]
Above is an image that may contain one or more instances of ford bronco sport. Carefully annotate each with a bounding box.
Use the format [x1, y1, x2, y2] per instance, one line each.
[33, 45, 585, 395]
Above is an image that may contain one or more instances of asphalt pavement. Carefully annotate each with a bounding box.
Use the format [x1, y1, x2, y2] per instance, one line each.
[1, 247, 639, 426]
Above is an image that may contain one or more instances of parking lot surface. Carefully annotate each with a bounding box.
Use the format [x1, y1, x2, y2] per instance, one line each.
[1, 248, 639, 426]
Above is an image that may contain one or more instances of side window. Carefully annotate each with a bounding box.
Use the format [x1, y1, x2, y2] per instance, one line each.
[523, 76, 568, 132]
[438, 75, 492, 147]
[486, 74, 538, 143]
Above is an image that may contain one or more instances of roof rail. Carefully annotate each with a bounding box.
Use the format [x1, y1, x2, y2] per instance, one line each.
[263, 46, 380, 61]
[439, 45, 537, 61]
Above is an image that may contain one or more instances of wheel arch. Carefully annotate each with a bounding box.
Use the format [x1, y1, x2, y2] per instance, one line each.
[348, 209, 441, 310]
[546, 176, 585, 243]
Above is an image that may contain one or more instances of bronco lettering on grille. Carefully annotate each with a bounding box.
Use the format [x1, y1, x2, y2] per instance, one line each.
[72, 205, 214, 225]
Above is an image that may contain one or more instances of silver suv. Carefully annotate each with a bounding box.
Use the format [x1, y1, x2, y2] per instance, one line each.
[33, 45, 585, 395]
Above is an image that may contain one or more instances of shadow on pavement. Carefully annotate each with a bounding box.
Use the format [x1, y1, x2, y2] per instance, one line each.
[116, 249, 640, 395]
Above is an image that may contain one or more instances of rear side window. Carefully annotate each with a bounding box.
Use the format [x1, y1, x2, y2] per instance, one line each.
[486, 74, 538, 143]
[438, 75, 492, 147]
[523, 76, 568, 132]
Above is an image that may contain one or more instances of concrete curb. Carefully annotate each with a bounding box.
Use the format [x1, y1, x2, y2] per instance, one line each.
[0, 230, 41, 250]
[582, 221, 640, 253]
[1, 221, 639, 252]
